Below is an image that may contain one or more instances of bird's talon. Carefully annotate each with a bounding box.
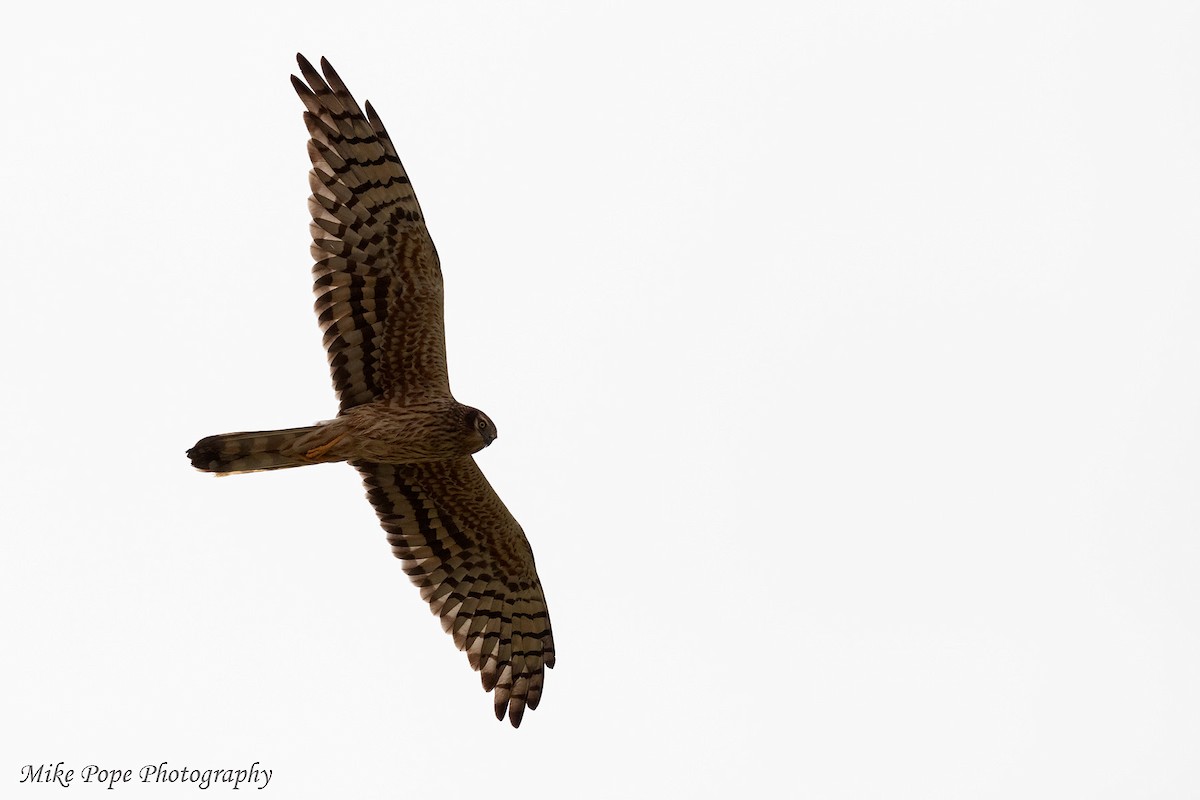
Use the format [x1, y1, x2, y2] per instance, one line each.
[306, 433, 345, 460]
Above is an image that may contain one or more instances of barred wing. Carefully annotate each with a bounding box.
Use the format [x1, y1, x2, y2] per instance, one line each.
[292, 55, 451, 410]
[355, 458, 556, 727]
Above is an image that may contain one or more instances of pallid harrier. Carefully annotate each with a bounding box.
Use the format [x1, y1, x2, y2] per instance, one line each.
[187, 55, 554, 727]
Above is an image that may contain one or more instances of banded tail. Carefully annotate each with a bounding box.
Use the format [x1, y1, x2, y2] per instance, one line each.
[187, 425, 340, 474]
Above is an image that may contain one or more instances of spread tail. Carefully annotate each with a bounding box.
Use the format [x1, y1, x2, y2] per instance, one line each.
[187, 425, 339, 474]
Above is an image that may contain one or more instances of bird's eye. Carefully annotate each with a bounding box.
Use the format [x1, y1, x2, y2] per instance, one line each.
[477, 418, 488, 430]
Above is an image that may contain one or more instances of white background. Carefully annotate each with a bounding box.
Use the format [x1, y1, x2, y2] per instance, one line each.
[3, 2, 1199, 797]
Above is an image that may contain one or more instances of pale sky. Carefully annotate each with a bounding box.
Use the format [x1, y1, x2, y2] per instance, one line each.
[3, 2, 1199, 798]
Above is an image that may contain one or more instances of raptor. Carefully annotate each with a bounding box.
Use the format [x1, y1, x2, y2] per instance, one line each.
[187, 55, 554, 727]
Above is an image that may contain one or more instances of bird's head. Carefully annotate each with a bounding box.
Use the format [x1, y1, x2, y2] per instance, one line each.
[464, 407, 498, 452]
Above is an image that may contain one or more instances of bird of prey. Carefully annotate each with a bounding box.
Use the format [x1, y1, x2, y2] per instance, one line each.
[187, 55, 554, 727]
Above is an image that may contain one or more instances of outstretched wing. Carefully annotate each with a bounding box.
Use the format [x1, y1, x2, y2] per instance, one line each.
[355, 457, 556, 727]
[292, 55, 451, 410]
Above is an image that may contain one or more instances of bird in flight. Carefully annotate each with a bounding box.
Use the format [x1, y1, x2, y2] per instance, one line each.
[187, 55, 554, 727]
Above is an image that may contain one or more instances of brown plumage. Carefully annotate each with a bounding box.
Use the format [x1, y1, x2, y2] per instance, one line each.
[186, 55, 554, 727]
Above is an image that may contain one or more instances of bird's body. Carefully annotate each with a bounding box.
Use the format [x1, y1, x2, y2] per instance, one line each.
[188, 400, 495, 472]
[187, 55, 554, 727]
